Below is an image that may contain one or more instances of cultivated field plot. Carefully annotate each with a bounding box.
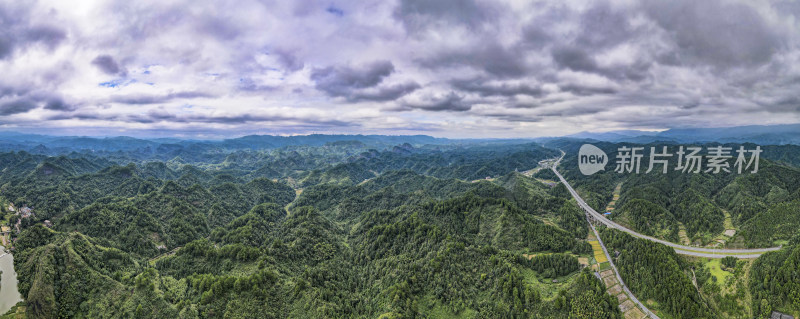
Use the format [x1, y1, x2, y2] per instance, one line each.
[589, 240, 608, 263]
[624, 307, 646, 319]
[607, 284, 623, 295]
[603, 274, 619, 288]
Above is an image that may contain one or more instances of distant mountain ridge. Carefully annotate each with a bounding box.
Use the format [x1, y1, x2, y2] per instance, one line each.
[1, 123, 798, 156]
[0, 132, 453, 154]
[566, 123, 800, 145]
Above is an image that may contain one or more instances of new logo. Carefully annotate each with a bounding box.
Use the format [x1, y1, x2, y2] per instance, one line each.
[578, 144, 607, 175]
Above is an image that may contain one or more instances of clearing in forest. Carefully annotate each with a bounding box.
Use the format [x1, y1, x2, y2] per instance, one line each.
[624, 307, 646, 319]
[677, 223, 691, 245]
[707, 210, 737, 247]
[604, 183, 622, 214]
[589, 240, 608, 263]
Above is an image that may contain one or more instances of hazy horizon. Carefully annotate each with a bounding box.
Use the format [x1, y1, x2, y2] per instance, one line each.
[3, 122, 800, 145]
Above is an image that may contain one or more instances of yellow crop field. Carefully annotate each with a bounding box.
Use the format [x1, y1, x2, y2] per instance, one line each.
[589, 240, 608, 263]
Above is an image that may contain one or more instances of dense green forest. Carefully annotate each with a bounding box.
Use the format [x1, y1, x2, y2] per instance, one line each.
[600, 228, 714, 318]
[749, 239, 800, 318]
[547, 140, 800, 248]
[0, 141, 621, 318]
[0, 138, 798, 318]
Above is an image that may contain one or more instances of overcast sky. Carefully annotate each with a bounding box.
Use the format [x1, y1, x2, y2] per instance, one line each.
[1, 0, 800, 138]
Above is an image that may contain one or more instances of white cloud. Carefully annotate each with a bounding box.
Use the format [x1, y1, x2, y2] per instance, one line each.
[0, 0, 799, 138]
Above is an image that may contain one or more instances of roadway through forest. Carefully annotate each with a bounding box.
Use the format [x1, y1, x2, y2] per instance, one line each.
[588, 216, 660, 319]
[549, 151, 782, 259]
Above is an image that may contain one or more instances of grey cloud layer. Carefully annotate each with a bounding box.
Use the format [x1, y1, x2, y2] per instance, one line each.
[0, 0, 799, 137]
[0, 3, 66, 60]
[311, 61, 421, 102]
[91, 55, 126, 76]
[110, 91, 216, 105]
[643, 0, 784, 68]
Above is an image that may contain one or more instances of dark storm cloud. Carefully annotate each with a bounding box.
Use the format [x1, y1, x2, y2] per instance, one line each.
[145, 108, 175, 121]
[0, 81, 73, 113]
[110, 91, 216, 104]
[310, 61, 418, 101]
[394, 0, 497, 32]
[0, 98, 38, 115]
[680, 101, 700, 110]
[182, 114, 354, 126]
[289, 0, 321, 17]
[0, 37, 12, 59]
[551, 45, 651, 82]
[102, 2, 187, 42]
[91, 55, 126, 76]
[196, 15, 241, 40]
[558, 84, 617, 96]
[575, 3, 638, 50]
[47, 109, 357, 128]
[0, 84, 28, 98]
[551, 46, 599, 73]
[236, 78, 277, 93]
[273, 49, 304, 72]
[484, 112, 541, 122]
[756, 96, 800, 113]
[46, 112, 104, 121]
[130, 112, 355, 127]
[519, 25, 551, 50]
[348, 82, 421, 102]
[550, 4, 654, 80]
[401, 92, 471, 111]
[311, 60, 394, 94]
[418, 42, 529, 78]
[536, 103, 609, 117]
[405, 1, 642, 83]
[395, 0, 796, 123]
[451, 78, 543, 97]
[0, 3, 67, 59]
[642, 0, 783, 68]
[773, 0, 800, 19]
[25, 25, 67, 49]
[44, 97, 72, 111]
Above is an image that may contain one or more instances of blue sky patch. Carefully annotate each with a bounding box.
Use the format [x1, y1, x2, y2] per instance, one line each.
[99, 79, 136, 88]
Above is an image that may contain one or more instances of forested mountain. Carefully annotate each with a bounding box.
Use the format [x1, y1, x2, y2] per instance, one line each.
[547, 140, 800, 248]
[1, 136, 798, 318]
[0, 139, 624, 319]
[749, 240, 800, 317]
[601, 228, 713, 318]
[0, 132, 535, 164]
[563, 124, 800, 145]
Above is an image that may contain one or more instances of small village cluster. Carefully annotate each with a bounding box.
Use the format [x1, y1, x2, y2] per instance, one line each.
[4, 203, 52, 243]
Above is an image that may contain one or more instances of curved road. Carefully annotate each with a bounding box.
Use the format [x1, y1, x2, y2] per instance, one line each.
[550, 151, 782, 258]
